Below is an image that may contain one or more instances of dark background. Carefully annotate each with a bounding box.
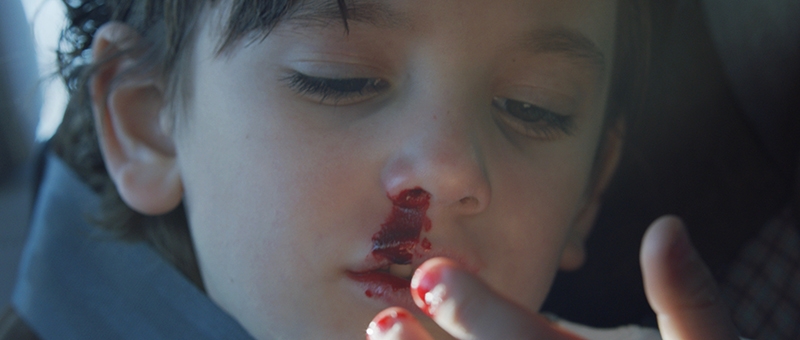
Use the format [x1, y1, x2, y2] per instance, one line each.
[543, 0, 799, 327]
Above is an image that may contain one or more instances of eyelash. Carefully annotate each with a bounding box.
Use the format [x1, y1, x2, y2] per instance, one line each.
[491, 97, 574, 139]
[283, 72, 573, 139]
[283, 72, 388, 104]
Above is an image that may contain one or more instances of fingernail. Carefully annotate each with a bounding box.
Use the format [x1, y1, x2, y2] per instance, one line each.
[410, 262, 447, 316]
[366, 309, 410, 339]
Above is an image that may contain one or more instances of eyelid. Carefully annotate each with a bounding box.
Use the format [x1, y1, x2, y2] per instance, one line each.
[492, 96, 575, 140]
[494, 84, 579, 116]
[286, 60, 389, 79]
[282, 71, 389, 105]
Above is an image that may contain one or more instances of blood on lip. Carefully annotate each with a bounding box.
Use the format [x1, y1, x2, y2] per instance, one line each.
[353, 188, 432, 300]
[370, 187, 432, 265]
[348, 271, 410, 298]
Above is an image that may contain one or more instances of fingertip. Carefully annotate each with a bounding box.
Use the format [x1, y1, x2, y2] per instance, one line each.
[412, 257, 459, 282]
[641, 215, 692, 275]
[366, 307, 432, 340]
[410, 257, 456, 316]
[647, 214, 686, 235]
[641, 215, 699, 310]
[366, 307, 410, 339]
[641, 215, 685, 254]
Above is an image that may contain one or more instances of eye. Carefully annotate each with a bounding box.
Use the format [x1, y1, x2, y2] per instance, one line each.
[492, 97, 574, 139]
[283, 72, 389, 105]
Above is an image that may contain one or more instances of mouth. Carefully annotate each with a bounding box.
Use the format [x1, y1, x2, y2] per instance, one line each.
[370, 262, 416, 281]
[347, 262, 416, 290]
[346, 261, 421, 310]
[387, 263, 415, 279]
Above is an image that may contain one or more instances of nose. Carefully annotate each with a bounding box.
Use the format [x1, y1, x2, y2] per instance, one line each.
[380, 100, 491, 215]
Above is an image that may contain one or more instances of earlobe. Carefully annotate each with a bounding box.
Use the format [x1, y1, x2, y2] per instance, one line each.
[559, 201, 598, 271]
[560, 119, 625, 271]
[91, 22, 182, 215]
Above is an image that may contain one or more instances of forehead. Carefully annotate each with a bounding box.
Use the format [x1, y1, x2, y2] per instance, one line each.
[212, 0, 618, 71]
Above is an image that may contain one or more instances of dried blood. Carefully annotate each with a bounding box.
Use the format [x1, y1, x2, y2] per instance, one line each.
[371, 188, 432, 264]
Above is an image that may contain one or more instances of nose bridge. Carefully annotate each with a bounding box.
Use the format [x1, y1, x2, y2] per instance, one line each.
[381, 81, 491, 214]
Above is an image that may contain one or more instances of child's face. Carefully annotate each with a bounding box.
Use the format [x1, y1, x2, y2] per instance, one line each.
[173, 0, 618, 338]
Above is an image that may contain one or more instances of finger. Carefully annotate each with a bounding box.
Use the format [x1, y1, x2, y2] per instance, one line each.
[366, 307, 435, 340]
[640, 215, 739, 340]
[410, 257, 583, 340]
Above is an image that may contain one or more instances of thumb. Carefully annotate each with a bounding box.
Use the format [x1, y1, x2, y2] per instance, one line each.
[640, 215, 739, 340]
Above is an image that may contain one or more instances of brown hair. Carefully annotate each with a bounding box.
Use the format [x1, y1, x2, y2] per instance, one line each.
[52, 0, 650, 290]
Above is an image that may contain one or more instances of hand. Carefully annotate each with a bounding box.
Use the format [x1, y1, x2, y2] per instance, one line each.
[366, 256, 583, 340]
[365, 215, 740, 339]
[641, 215, 740, 340]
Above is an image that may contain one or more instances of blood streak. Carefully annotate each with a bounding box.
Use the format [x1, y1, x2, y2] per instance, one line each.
[371, 188, 432, 264]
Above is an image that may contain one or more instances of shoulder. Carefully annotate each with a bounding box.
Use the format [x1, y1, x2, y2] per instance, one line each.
[0, 307, 40, 340]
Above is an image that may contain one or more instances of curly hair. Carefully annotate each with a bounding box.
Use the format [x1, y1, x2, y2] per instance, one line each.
[51, 0, 650, 291]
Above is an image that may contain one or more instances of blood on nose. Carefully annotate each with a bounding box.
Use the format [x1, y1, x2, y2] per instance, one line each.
[371, 188, 432, 264]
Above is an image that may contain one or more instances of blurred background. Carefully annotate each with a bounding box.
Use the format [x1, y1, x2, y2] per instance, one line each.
[543, 1, 799, 339]
[1, 0, 66, 309]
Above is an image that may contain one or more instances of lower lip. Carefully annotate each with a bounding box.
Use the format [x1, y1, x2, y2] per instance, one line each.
[346, 271, 418, 311]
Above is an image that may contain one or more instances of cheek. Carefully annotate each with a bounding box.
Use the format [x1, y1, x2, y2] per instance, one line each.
[475, 121, 600, 309]
[173, 55, 391, 335]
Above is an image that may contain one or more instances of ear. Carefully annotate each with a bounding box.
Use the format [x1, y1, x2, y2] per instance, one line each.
[90, 22, 182, 215]
[560, 119, 625, 270]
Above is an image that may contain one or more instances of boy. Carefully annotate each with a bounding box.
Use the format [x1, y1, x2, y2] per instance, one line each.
[6, 0, 740, 338]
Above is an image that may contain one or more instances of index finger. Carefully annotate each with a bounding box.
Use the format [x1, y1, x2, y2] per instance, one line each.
[410, 257, 583, 340]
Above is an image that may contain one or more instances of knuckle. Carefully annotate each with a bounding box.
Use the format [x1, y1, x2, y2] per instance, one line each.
[680, 280, 721, 311]
[676, 259, 722, 311]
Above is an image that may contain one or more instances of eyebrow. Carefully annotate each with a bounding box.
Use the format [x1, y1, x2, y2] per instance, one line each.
[284, 1, 606, 71]
[516, 28, 607, 71]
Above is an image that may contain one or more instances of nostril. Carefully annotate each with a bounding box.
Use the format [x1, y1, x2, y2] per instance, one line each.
[455, 195, 486, 214]
[393, 187, 431, 208]
[459, 196, 478, 207]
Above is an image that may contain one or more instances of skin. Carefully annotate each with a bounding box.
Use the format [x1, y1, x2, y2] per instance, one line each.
[89, 0, 739, 339]
[367, 217, 741, 340]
